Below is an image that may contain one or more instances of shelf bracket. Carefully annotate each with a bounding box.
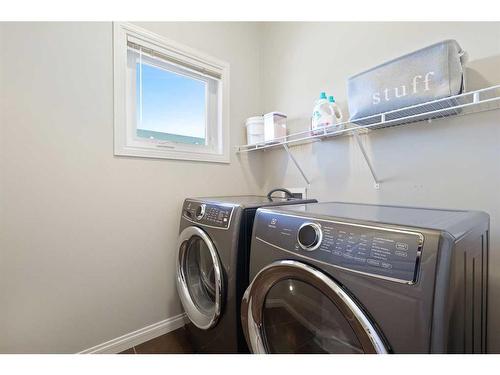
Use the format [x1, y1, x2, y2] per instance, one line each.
[353, 132, 380, 189]
[283, 144, 311, 185]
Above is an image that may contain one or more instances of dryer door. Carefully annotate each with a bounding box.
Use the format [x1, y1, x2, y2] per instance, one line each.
[177, 226, 224, 330]
[241, 260, 388, 354]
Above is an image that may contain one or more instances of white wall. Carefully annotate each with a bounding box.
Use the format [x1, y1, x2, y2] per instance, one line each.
[0, 22, 266, 353]
[259, 22, 500, 352]
[1, 21, 499, 354]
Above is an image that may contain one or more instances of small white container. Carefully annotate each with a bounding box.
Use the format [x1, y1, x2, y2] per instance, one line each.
[245, 116, 265, 145]
[264, 112, 287, 143]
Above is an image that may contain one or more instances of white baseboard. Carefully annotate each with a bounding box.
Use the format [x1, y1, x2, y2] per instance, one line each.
[79, 313, 188, 354]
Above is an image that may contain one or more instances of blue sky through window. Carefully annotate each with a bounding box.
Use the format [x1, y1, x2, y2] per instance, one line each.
[136, 63, 206, 145]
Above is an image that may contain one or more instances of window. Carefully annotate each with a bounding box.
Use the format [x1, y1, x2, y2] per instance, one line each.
[113, 23, 230, 162]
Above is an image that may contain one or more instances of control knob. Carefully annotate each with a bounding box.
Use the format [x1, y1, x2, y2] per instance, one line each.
[297, 222, 322, 251]
[196, 204, 206, 220]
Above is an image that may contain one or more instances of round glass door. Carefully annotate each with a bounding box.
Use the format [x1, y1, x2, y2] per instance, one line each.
[241, 260, 388, 354]
[263, 279, 364, 353]
[177, 226, 224, 330]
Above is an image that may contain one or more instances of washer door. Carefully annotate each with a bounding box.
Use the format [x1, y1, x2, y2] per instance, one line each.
[177, 226, 224, 330]
[241, 260, 388, 354]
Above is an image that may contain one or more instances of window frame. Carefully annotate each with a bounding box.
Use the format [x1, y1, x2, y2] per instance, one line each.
[113, 22, 230, 163]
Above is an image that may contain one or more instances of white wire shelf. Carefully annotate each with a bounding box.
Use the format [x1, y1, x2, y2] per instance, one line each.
[236, 84, 500, 153]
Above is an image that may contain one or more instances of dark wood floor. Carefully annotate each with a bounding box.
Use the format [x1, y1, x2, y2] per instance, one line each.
[119, 326, 194, 354]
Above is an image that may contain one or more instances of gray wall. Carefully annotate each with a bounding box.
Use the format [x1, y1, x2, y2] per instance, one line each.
[0, 22, 266, 353]
[259, 22, 500, 352]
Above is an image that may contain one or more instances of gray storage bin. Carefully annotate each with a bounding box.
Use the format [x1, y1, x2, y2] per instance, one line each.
[348, 40, 467, 126]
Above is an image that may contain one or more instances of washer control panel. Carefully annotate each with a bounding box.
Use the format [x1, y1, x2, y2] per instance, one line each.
[183, 200, 233, 229]
[255, 211, 424, 283]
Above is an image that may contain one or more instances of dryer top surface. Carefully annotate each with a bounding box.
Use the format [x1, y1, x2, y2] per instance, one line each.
[263, 202, 488, 239]
[187, 195, 316, 209]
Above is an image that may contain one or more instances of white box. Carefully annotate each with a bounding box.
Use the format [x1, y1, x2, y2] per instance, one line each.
[264, 112, 287, 143]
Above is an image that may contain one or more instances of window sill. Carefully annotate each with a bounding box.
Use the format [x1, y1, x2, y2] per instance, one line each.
[114, 144, 230, 164]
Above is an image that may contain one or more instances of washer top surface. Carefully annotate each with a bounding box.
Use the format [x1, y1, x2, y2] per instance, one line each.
[188, 195, 316, 209]
[263, 201, 488, 239]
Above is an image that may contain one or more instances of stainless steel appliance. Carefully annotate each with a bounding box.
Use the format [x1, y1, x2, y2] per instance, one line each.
[176, 191, 317, 353]
[242, 202, 489, 353]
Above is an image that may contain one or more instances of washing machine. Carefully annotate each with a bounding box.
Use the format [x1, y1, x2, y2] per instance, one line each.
[241, 202, 489, 354]
[176, 190, 317, 353]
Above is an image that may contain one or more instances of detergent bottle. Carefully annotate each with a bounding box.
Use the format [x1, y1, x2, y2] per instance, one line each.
[311, 92, 333, 135]
[328, 95, 344, 132]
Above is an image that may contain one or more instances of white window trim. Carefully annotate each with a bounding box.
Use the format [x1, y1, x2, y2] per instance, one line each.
[113, 22, 230, 163]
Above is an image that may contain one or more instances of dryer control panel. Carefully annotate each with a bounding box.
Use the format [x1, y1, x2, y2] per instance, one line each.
[254, 210, 424, 284]
[183, 200, 234, 229]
